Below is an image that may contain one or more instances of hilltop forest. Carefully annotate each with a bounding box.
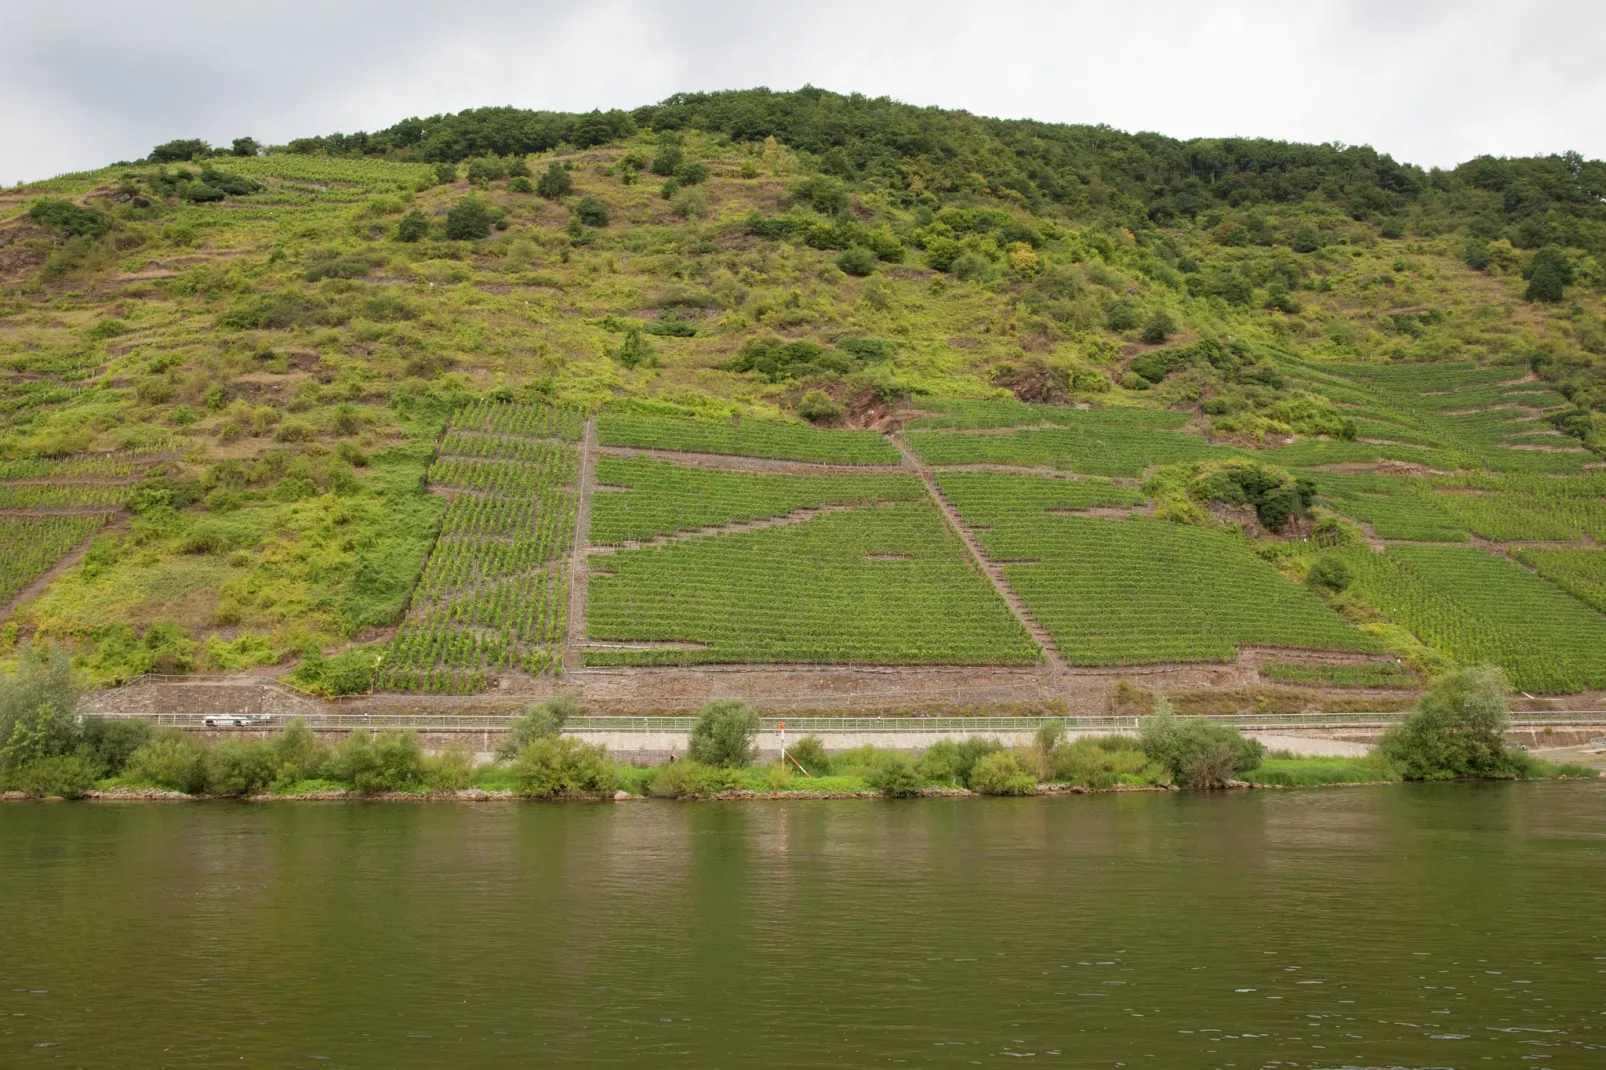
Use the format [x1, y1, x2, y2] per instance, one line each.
[2, 87, 1605, 703]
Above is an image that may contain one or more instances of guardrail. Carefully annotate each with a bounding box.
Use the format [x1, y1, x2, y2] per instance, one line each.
[82, 711, 1606, 732]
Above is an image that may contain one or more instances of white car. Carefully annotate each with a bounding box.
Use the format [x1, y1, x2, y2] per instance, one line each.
[203, 715, 270, 728]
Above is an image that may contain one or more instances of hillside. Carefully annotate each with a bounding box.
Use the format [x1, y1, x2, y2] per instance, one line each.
[1, 87, 1604, 710]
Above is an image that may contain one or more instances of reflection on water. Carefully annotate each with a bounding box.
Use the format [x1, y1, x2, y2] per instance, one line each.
[2, 783, 1603, 1067]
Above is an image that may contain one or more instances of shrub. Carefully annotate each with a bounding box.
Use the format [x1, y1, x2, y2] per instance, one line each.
[512, 737, 615, 797]
[1290, 224, 1324, 253]
[647, 759, 738, 799]
[0, 649, 82, 737]
[420, 743, 477, 792]
[651, 140, 684, 177]
[125, 735, 208, 792]
[1106, 298, 1142, 331]
[670, 188, 708, 219]
[28, 198, 110, 239]
[786, 734, 831, 775]
[951, 251, 989, 282]
[433, 162, 458, 185]
[536, 162, 573, 199]
[916, 739, 963, 783]
[496, 693, 581, 760]
[205, 739, 280, 796]
[968, 751, 1037, 795]
[289, 647, 378, 696]
[1138, 705, 1264, 788]
[837, 246, 876, 276]
[1306, 555, 1352, 592]
[336, 730, 423, 794]
[445, 197, 495, 240]
[1140, 310, 1176, 345]
[797, 389, 844, 424]
[574, 196, 609, 227]
[269, 718, 329, 782]
[7, 755, 96, 799]
[617, 327, 656, 369]
[79, 717, 154, 777]
[1051, 737, 1151, 788]
[465, 157, 507, 185]
[673, 161, 710, 185]
[1380, 665, 1524, 780]
[1525, 246, 1572, 303]
[791, 174, 849, 215]
[395, 210, 430, 242]
[686, 700, 760, 767]
[868, 751, 924, 797]
[508, 176, 534, 194]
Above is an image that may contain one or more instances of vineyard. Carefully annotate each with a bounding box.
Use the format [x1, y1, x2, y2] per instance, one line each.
[1259, 661, 1418, 688]
[585, 500, 1040, 666]
[906, 418, 1234, 477]
[1302, 471, 1471, 542]
[1340, 546, 1606, 693]
[0, 514, 112, 607]
[597, 413, 901, 465]
[1509, 548, 1606, 617]
[375, 402, 582, 693]
[590, 456, 923, 544]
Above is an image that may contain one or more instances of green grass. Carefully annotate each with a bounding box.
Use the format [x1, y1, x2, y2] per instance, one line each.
[1244, 757, 1401, 785]
[1342, 546, 1606, 693]
[597, 413, 900, 465]
[1259, 661, 1418, 688]
[589, 456, 923, 543]
[585, 500, 1041, 665]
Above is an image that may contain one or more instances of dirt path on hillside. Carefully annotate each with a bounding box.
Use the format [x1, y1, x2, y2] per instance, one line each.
[890, 433, 1067, 673]
[564, 416, 597, 673]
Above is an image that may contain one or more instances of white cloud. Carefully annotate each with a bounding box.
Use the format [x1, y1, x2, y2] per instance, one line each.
[3, 0, 1602, 181]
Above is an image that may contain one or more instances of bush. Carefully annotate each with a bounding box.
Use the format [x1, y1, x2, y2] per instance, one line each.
[125, 735, 208, 792]
[445, 197, 495, 240]
[1290, 224, 1324, 253]
[269, 718, 329, 782]
[512, 737, 615, 797]
[395, 210, 430, 242]
[1138, 704, 1264, 787]
[1306, 555, 1352, 592]
[205, 739, 280, 796]
[420, 743, 477, 792]
[289, 647, 378, 697]
[1379, 665, 1524, 780]
[968, 751, 1037, 795]
[0, 645, 80, 758]
[7, 755, 96, 799]
[651, 140, 684, 177]
[1525, 246, 1572, 303]
[1140, 310, 1176, 345]
[673, 161, 710, 185]
[28, 198, 110, 239]
[686, 700, 760, 767]
[536, 162, 573, 199]
[837, 246, 876, 276]
[868, 751, 924, 798]
[670, 188, 708, 220]
[647, 759, 738, 799]
[916, 739, 962, 783]
[1051, 737, 1151, 788]
[336, 730, 423, 794]
[508, 176, 534, 194]
[79, 717, 154, 777]
[797, 389, 844, 424]
[574, 196, 609, 227]
[434, 162, 458, 185]
[951, 251, 989, 282]
[1106, 298, 1142, 331]
[496, 693, 581, 760]
[617, 327, 656, 369]
[786, 734, 831, 775]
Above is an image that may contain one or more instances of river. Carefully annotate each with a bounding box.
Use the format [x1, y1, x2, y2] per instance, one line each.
[2, 784, 1603, 1068]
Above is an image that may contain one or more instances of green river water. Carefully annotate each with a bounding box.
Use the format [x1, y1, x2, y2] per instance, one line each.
[2, 783, 1603, 1068]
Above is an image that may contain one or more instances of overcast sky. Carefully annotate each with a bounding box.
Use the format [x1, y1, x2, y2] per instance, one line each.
[5, 0, 1602, 183]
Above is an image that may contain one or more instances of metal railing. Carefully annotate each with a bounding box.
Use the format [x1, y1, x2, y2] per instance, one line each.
[82, 710, 1606, 732]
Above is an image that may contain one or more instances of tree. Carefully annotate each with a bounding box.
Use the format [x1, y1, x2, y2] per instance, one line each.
[1524, 246, 1573, 303]
[433, 161, 459, 185]
[1306, 555, 1352, 592]
[1289, 224, 1323, 253]
[651, 137, 683, 176]
[444, 197, 494, 240]
[868, 751, 923, 797]
[496, 693, 581, 760]
[1380, 665, 1522, 780]
[687, 700, 759, 767]
[574, 196, 609, 227]
[230, 137, 260, 158]
[512, 737, 615, 797]
[1138, 702, 1264, 787]
[336, 729, 423, 794]
[1140, 309, 1176, 344]
[616, 327, 655, 369]
[968, 751, 1037, 795]
[150, 138, 209, 162]
[0, 645, 81, 755]
[395, 209, 430, 242]
[536, 162, 573, 199]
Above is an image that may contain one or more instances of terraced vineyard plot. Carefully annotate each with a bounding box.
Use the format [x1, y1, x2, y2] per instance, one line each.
[905, 399, 1188, 433]
[590, 456, 923, 544]
[0, 483, 133, 510]
[585, 501, 1040, 666]
[1259, 661, 1418, 688]
[938, 474, 1373, 663]
[907, 419, 1234, 477]
[935, 470, 1146, 520]
[0, 514, 112, 607]
[378, 403, 580, 693]
[1510, 548, 1606, 616]
[597, 413, 899, 465]
[1341, 546, 1606, 693]
[1302, 471, 1468, 542]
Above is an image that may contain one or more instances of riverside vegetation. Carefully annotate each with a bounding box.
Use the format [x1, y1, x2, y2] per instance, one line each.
[4, 89, 1606, 698]
[1, 649, 1594, 800]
